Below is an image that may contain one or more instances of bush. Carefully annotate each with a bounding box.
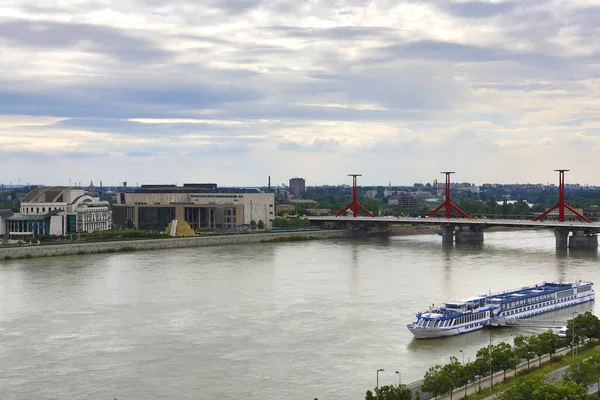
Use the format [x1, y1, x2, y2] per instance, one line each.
[550, 355, 564, 363]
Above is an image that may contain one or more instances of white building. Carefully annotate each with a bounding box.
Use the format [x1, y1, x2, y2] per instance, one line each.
[113, 184, 275, 231]
[1, 186, 112, 239]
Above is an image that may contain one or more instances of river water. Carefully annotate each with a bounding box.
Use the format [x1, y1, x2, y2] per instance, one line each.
[0, 230, 598, 400]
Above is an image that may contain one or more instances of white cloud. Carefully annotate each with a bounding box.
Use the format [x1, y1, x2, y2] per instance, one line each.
[2, 0, 600, 185]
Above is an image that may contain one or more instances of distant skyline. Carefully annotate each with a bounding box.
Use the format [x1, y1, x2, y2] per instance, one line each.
[3, 1, 600, 186]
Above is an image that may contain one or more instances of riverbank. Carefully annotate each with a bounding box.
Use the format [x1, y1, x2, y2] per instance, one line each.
[0, 230, 351, 260]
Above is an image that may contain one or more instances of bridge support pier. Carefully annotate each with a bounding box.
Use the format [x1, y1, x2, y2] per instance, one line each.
[569, 230, 598, 249]
[455, 226, 484, 244]
[440, 225, 455, 244]
[554, 229, 569, 249]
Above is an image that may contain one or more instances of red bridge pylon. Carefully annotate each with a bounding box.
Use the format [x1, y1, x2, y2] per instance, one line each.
[336, 174, 374, 217]
[533, 169, 591, 223]
[427, 171, 471, 219]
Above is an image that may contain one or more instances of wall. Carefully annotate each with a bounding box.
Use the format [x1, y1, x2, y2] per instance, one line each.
[0, 230, 351, 260]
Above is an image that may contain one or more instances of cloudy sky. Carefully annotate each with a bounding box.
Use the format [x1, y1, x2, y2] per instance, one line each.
[2, 0, 600, 187]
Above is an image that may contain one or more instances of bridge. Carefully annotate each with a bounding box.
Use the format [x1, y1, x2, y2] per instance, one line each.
[307, 215, 600, 248]
[306, 170, 600, 249]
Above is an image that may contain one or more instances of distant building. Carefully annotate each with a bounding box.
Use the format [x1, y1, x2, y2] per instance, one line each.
[276, 202, 296, 215]
[112, 184, 275, 231]
[366, 190, 378, 199]
[0, 186, 112, 239]
[289, 178, 306, 196]
[388, 193, 417, 209]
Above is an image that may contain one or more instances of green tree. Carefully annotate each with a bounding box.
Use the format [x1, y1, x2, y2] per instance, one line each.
[421, 364, 453, 399]
[538, 330, 563, 357]
[563, 358, 597, 387]
[531, 381, 591, 400]
[365, 385, 412, 400]
[250, 219, 257, 227]
[257, 220, 264, 230]
[528, 335, 551, 368]
[492, 341, 517, 381]
[496, 375, 544, 400]
[441, 356, 465, 399]
[1, 235, 8, 244]
[575, 311, 600, 340]
[514, 334, 535, 371]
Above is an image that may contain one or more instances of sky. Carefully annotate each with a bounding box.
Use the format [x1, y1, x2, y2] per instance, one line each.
[2, 0, 600, 188]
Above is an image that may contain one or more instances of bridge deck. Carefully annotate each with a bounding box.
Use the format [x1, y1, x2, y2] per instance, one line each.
[308, 216, 600, 230]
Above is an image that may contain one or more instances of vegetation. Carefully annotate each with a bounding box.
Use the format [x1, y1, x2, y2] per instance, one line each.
[83, 229, 168, 241]
[407, 312, 600, 400]
[271, 217, 311, 228]
[496, 375, 590, 400]
[365, 385, 412, 400]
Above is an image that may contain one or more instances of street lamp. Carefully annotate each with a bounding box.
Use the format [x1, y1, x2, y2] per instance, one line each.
[377, 368, 384, 389]
[459, 349, 464, 365]
[511, 333, 519, 376]
[395, 370, 401, 386]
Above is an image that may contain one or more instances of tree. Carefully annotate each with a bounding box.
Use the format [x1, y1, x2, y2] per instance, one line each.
[514, 334, 535, 371]
[441, 356, 465, 400]
[563, 358, 597, 388]
[496, 375, 544, 400]
[365, 385, 412, 400]
[421, 364, 453, 399]
[574, 311, 600, 340]
[250, 219, 257, 227]
[530, 380, 590, 400]
[492, 342, 516, 381]
[528, 335, 550, 368]
[586, 354, 600, 393]
[1, 235, 8, 244]
[537, 330, 562, 357]
[257, 220, 264, 230]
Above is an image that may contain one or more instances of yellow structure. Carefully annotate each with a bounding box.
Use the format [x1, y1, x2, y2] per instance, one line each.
[164, 219, 196, 237]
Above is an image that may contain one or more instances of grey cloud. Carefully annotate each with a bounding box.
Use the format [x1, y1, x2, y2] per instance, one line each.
[48, 118, 231, 136]
[0, 73, 263, 119]
[437, 1, 516, 18]
[0, 19, 170, 62]
[263, 26, 398, 41]
[277, 138, 341, 153]
[372, 40, 569, 69]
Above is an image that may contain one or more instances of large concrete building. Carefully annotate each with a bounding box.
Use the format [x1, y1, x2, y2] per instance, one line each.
[112, 184, 275, 231]
[0, 186, 112, 239]
[289, 178, 306, 196]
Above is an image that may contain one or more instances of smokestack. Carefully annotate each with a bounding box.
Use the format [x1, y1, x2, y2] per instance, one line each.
[268, 175, 271, 189]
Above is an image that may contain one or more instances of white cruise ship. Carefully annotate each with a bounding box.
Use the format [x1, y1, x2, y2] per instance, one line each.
[407, 280, 594, 339]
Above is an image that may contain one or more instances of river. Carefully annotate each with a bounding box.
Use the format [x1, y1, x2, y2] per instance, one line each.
[0, 230, 598, 399]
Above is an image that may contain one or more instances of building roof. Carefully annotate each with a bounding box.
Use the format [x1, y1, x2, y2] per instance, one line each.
[21, 186, 82, 203]
[0, 209, 14, 218]
[134, 186, 260, 194]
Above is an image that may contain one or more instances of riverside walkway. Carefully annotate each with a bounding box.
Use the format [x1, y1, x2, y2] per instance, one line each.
[409, 345, 576, 400]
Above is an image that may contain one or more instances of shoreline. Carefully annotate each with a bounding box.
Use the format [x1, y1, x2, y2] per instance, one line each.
[0, 230, 351, 260]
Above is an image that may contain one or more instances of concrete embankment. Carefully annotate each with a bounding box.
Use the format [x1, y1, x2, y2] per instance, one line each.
[0, 230, 351, 260]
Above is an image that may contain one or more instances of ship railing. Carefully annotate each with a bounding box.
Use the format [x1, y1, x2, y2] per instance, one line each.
[481, 282, 567, 299]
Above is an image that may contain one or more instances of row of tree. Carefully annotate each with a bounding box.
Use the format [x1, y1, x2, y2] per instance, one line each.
[365, 312, 600, 399]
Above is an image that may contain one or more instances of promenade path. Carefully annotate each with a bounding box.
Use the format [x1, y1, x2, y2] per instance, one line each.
[409, 345, 575, 400]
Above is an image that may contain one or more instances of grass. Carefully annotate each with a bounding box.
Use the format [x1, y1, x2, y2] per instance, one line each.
[261, 236, 318, 243]
[460, 344, 600, 399]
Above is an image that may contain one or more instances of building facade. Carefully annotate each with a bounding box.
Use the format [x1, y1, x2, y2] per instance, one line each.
[289, 178, 306, 196]
[1, 186, 112, 239]
[112, 184, 275, 231]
